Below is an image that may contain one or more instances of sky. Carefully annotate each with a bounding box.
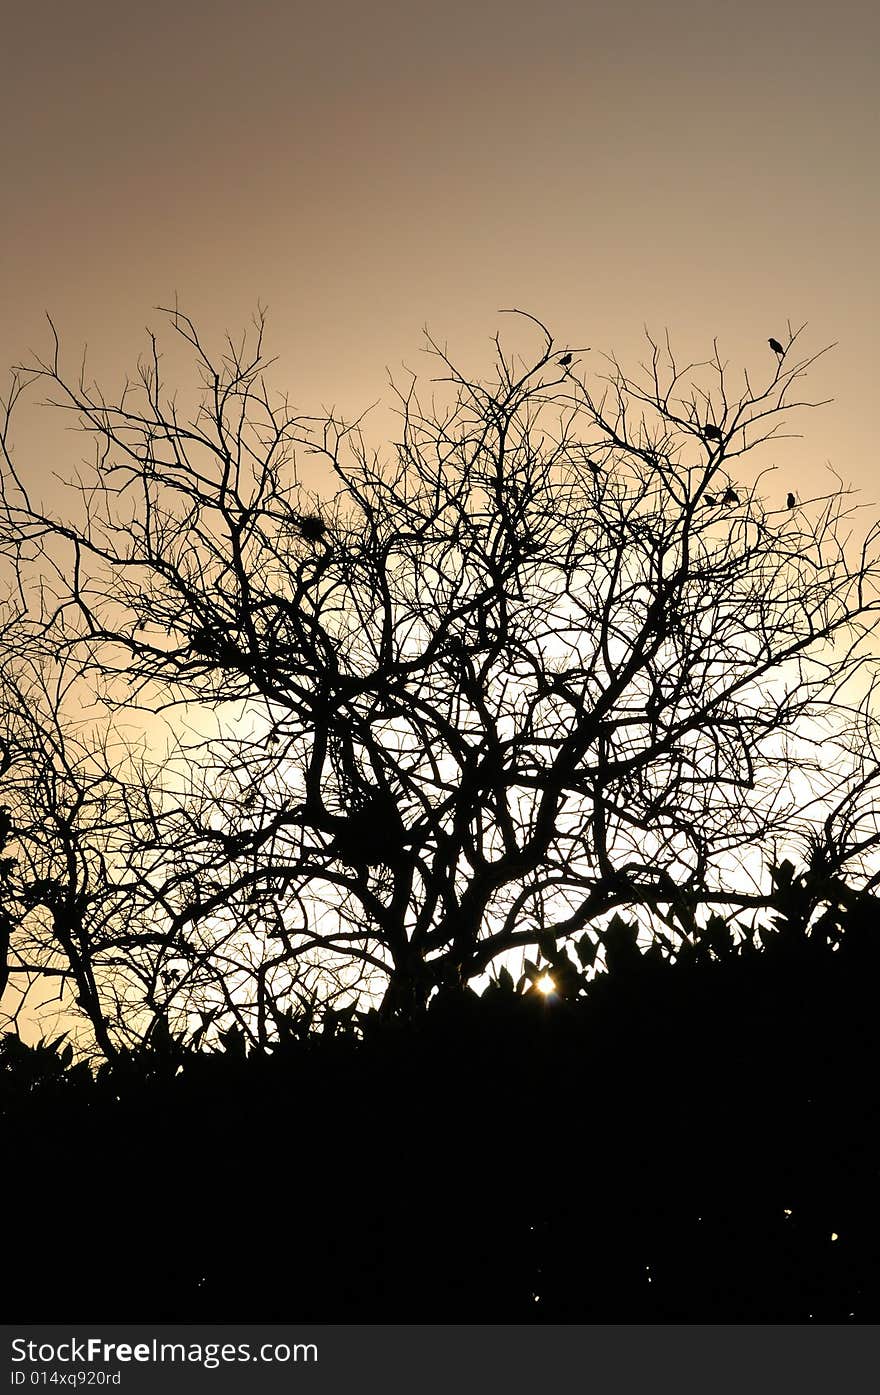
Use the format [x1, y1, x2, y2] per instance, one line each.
[1, 0, 877, 1041]
[1, 0, 877, 509]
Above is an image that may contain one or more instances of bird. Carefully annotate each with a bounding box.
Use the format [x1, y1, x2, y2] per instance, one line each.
[787, 492, 796, 509]
[703, 424, 724, 443]
[558, 352, 573, 367]
[704, 494, 718, 506]
[721, 487, 740, 506]
[768, 337, 785, 358]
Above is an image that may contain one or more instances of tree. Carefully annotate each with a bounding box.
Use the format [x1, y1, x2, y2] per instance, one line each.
[0, 744, 14, 1007]
[1, 307, 879, 1050]
[0, 649, 134, 1057]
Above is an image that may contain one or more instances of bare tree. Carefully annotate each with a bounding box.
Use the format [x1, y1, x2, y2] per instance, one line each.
[1, 305, 879, 1049]
[0, 642, 357, 1055]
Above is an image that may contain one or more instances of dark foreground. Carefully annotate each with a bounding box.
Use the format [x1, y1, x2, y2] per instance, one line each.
[3, 920, 879, 1322]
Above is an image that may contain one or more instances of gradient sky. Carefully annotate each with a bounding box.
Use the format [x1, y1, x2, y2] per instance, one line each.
[1, 0, 877, 508]
[3, 0, 875, 502]
[1, 0, 877, 1042]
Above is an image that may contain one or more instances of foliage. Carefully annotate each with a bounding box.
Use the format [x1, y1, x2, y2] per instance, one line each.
[2, 896, 879, 1322]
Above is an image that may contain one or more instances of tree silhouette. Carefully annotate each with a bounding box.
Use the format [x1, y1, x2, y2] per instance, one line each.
[0, 654, 135, 1056]
[1, 307, 879, 1048]
[0, 753, 14, 1007]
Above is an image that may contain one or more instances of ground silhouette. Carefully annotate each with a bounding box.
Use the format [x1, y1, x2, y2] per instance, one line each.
[3, 886, 878, 1323]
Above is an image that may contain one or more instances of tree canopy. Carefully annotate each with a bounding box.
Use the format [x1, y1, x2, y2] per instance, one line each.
[1, 307, 879, 1054]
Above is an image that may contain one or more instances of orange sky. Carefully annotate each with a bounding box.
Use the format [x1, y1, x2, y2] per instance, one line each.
[1, 0, 878, 1042]
[1, 0, 877, 507]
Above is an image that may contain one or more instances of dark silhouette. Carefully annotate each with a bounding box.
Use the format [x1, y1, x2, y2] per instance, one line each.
[704, 494, 718, 506]
[703, 423, 724, 443]
[0, 306, 874, 1047]
[769, 337, 785, 357]
[4, 872, 880, 1322]
[326, 788, 407, 867]
[0, 914, 9, 1005]
[0, 803, 14, 1004]
[294, 513, 327, 541]
[787, 492, 796, 509]
[558, 352, 573, 367]
[2, 309, 880, 1328]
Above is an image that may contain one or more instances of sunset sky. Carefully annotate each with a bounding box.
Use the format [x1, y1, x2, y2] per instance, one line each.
[1, 0, 877, 507]
[2, 5, 877, 1330]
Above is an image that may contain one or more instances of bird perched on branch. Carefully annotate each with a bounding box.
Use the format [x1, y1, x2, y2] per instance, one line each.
[721, 487, 740, 506]
[558, 352, 573, 367]
[787, 492, 796, 509]
[768, 337, 785, 358]
[704, 494, 718, 506]
[703, 424, 724, 443]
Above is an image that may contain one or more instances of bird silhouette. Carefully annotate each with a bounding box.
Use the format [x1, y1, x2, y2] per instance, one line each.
[787, 492, 796, 509]
[768, 337, 785, 357]
[703, 424, 724, 443]
[559, 352, 573, 367]
[722, 487, 740, 506]
[704, 494, 718, 506]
